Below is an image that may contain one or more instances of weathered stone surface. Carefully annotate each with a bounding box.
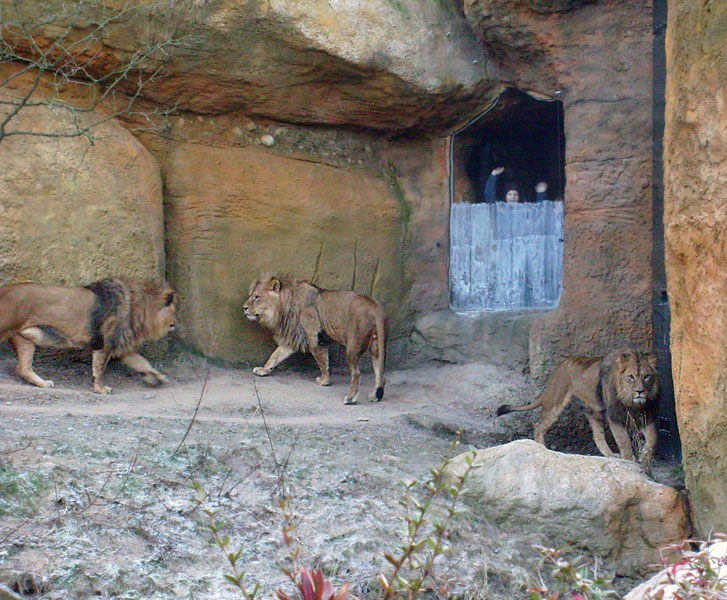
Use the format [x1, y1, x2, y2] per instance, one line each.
[444, 440, 691, 575]
[3, 0, 497, 133]
[664, 0, 727, 536]
[2, 0, 655, 393]
[160, 140, 406, 363]
[409, 309, 537, 370]
[0, 99, 165, 287]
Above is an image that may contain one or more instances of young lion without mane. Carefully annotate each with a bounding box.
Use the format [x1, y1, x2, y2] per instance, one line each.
[496, 349, 660, 466]
[0, 277, 177, 394]
[243, 273, 386, 405]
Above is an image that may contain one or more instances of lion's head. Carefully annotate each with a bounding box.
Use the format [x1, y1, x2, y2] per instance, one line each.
[612, 350, 659, 408]
[243, 274, 284, 329]
[129, 279, 178, 342]
[243, 273, 319, 351]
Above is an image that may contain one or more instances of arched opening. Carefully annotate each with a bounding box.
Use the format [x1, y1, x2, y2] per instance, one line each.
[449, 88, 566, 311]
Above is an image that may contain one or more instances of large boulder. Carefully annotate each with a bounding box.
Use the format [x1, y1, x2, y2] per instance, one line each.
[443, 440, 691, 575]
[0, 97, 165, 286]
[664, 0, 727, 536]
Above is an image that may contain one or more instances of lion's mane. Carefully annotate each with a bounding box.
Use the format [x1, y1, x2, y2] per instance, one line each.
[248, 273, 318, 352]
[86, 277, 176, 356]
[598, 349, 659, 418]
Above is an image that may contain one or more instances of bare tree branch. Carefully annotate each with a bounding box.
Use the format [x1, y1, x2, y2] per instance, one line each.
[0, 0, 192, 143]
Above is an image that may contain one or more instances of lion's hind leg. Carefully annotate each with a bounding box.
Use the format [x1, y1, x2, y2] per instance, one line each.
[10, 334, 54, 389]
[120, 352, 168, 386]
[533, 390, 572, 446]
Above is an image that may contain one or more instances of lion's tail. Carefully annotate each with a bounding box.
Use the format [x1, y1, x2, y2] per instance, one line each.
[496, 360, 570, 416]
[373, 309, 386, 401]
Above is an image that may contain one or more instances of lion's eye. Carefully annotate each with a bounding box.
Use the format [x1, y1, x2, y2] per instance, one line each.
[644, 375, 651, 381]
[628, 374, 635, 381]
[254, 295, 260, 301]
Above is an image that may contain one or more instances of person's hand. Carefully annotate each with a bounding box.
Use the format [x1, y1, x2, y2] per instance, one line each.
[535, 181, 548, 193]
[492, 166, 504, 176]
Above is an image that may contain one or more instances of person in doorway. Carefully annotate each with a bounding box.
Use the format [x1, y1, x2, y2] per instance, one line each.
[534, 181, 549, 202]
[485, 167, 550, 203]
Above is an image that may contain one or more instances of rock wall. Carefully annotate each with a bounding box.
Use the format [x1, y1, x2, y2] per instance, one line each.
[664, 0, 727, 536]
[0, 0, 654, 379]
[461, 0, 654, 387]
[0, 97, 165, 287]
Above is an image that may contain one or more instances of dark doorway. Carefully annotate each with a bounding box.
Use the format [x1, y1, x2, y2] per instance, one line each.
[451, 88, 565, 206]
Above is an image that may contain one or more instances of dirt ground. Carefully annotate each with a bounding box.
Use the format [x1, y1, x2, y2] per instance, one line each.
[0, 349, 675, 599]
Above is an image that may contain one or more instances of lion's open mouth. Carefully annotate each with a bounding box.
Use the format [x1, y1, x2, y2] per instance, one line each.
[245, 313, 258, 321]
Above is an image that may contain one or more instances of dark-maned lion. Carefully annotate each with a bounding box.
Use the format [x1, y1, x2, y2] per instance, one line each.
[243, 273, 386, 405]
[496, 349, 659, 466]
[0, 277, 177, 394]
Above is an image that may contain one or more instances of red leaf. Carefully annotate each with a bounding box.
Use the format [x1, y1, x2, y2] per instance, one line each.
[300, 566, 315, 600]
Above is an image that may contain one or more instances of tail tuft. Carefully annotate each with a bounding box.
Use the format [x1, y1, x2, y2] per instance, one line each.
[496, 404, 512, 417]
[375, 387, 384, 401]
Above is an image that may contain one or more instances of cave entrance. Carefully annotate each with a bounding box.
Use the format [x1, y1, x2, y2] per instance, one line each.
[449, 88, 566, 311]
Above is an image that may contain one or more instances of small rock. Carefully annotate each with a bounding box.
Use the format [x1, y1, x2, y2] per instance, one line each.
[260, 134, 275, 147]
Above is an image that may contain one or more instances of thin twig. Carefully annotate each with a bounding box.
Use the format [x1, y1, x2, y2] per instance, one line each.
[0, 440, 32, 454]
[252, 377, 287, 499]
[173, 367, 210, 457]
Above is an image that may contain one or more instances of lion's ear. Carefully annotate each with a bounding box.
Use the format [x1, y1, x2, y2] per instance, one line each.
[268, 278, 281, 294]
[615, 351, 633, 371]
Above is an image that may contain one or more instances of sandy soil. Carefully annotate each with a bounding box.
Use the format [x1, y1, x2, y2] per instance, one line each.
[0, 349, 543, 600]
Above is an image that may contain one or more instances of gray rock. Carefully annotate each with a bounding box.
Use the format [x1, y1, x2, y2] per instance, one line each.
[443, 439, 691, 575]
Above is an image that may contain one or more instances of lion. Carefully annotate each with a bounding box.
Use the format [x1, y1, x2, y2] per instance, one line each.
[496, 349, 659, 466]
[243, 273, 386, 405]
[0, 277, 177, 394]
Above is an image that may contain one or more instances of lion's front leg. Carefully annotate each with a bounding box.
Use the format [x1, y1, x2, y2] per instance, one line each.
[120, 352, 168, 386]
[608, 418, 635, 460]
[254, 345, 295, 377]
[92, 348, 113, 394]
[584, 411, 616, 457]
[310, 345, 331, 386]
[639, 420, 658, 472]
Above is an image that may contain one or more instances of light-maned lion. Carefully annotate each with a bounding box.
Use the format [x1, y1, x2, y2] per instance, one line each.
[0, 277, 177, 394]
[496, 349, 659, 466]
[243, 273, 386, 405]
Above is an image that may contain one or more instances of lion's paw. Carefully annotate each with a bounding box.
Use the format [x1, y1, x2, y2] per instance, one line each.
[315, 376, 331, 386]
[143, 373, 167, 386]
[344, 395, 359, 406]
[94, 385, 112, 395]
[253, 367, 271, 377]
[38, 379, 55, 389]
